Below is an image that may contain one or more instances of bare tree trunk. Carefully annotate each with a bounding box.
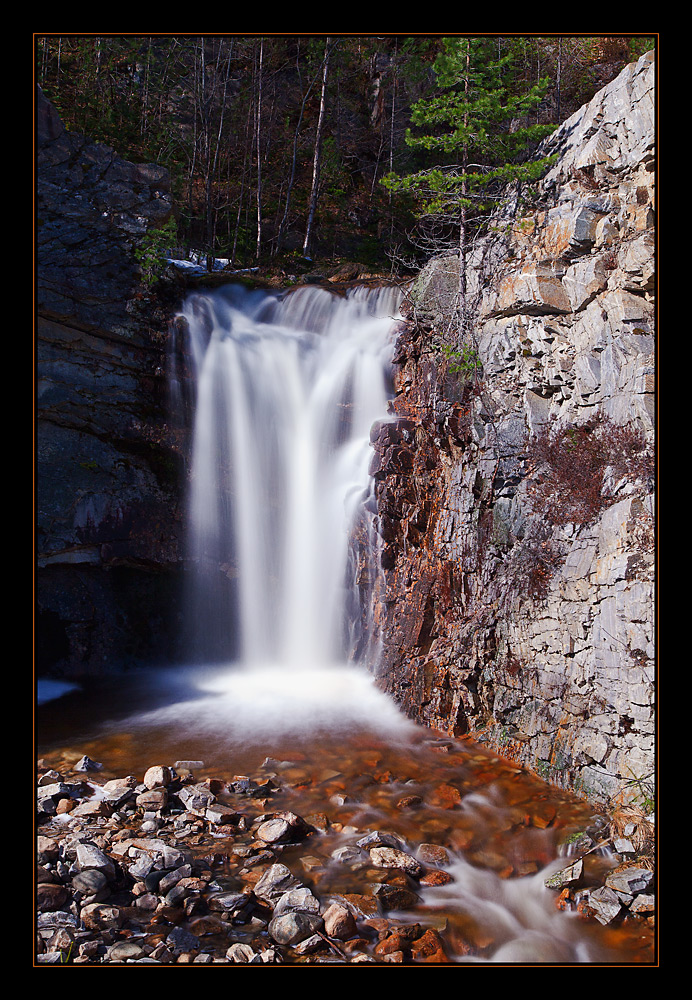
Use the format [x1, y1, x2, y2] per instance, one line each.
[387, 44, 399, 257]
[208, 38, 234, 263]
[556, 36, 562, 121]
[256, 38, 264, 263]
[303, 37, 331, 259]
[275, 44, 324, 256]
[232, 97, 254, 266]
[459, 37, 470, 338]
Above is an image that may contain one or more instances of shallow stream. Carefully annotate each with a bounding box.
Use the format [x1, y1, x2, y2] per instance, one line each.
[36, 663, 655, 965]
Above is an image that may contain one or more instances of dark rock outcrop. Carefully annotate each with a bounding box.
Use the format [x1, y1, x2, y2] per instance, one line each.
[36, 86, 186, 677]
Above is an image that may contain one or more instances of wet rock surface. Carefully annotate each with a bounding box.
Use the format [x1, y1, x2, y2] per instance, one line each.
[36, 85, 187, 678]
[35, 737, 655, 965]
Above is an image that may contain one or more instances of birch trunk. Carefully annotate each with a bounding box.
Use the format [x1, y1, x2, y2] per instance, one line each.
[303, 37, 331, 258]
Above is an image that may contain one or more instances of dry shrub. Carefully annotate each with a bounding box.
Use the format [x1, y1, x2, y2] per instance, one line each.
[527, 415, 653, 527]
[609, 803, 655, 865]
[499, 521, 563, 608]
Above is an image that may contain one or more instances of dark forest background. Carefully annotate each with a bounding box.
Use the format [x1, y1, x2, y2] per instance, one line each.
[36, 35, 655, 274]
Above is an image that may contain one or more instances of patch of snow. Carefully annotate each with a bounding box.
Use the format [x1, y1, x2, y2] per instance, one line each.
[37, 680, 80, 705]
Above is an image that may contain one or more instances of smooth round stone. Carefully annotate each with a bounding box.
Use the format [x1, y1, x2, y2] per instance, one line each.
[108, 941, 146, 962]
[257, 818, 292, 844]
[268, 911, 323, 946]
[72, 869, 109, 895]
[273, 887, 320, 916]
[143, 765, 172, 789]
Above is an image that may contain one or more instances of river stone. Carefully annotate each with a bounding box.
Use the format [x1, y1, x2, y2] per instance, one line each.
[144, 869, 168, 892]
[268, 910, 323, 946]
[613, 837, 635, 854]
[584, 886, 623, 924]
[294, 934, 328, 955]
[417, 843, 451, 866]
[604, 866, 654, 895]
[226, 942, 262, 964]
[38, 768, 61, 785]
[273, 886, 320, 916]
[331, 845, 365, 865]
[135, 893, 159, 910]
[80, 902, 123, 931]
[410, 928, 448, 963]
[36, 882, 70, 912]
[124, 839, 187, 870]
[37, 835, 60, 863]
[143, 765, 173, 789]
[340, 894, 380, 918]
[369, 846, 423, 877]
[107, 940, 146, 962]
[101, 779, 136, 808]
[166, 925, 202, 954]
[206, 804, 241, 825]
[207, 891, 251, 915]
[102, 776, 137, 795]
[177, 783, 216, 814]
[37, 910, 80, 932]
[164, 884, 189, 907]
[356, 831, 405, 850]
[70, 798, 113, 818]
[158, 864, 193, 893]
[253, 863, 303, 904]
[72, 868, 109, 897]
[46, 927, 75, 955]
[75, 843, 116, 881]
[544, 858, 583, 889]
[420, 869, 454, 887]
[37, 781, 71, 802]
[74, 755, 103, 772]
[371, 883, 420, 911]
[257, 817, 293, 844]
[322, 902, 357, 939]
[36, 953, 64, 964]
[136, 787, 168, 811]
[36, 864, 61, 886]
[630, 893, 655, 914]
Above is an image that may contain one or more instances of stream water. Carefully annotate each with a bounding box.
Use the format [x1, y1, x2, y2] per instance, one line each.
[37, 283, 654, 964]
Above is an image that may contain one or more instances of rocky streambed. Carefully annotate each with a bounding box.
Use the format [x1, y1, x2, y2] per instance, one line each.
[36, 735, 656, 965]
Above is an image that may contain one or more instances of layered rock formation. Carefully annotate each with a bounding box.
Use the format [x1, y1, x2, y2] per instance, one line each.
[36, 86, 186, 676]
[368, 51, 655, 808]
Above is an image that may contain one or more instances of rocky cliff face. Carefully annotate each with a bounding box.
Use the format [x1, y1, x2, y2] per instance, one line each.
[36, 86, 187, 677]
[368, 51, 655, 809]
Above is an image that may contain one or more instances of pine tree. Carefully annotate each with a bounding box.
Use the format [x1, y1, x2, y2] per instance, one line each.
[383, 36, 558, 333]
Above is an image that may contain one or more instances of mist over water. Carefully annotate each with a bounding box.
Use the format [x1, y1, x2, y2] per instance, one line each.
[124, 662, 420, 751]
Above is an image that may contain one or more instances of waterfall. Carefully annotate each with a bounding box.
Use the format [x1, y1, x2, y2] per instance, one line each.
[173, 281, 402, 672]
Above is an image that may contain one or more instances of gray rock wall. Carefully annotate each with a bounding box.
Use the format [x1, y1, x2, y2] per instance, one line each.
[370, 51, 655, 809]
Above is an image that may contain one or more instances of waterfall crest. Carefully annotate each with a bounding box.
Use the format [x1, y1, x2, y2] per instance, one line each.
[174, 281, 402, 671]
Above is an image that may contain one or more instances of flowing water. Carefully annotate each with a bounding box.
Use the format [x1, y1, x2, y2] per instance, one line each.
[37, 282, 654, 964]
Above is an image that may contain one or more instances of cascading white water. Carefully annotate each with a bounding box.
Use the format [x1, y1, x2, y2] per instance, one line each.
[175, 281, 402, 673]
